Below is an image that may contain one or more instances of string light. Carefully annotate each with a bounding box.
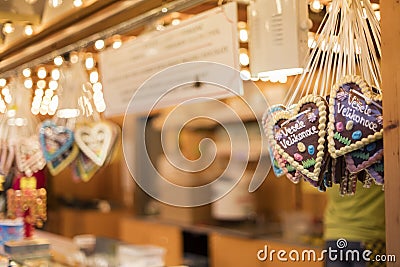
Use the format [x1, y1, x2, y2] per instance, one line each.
[0, 79, 6, 87]
[4, 94, 12, 104]
[35, 89, 44, 97]
[2, 22, 15, 35]
[239, 49, 250, 66]
[240, 70, 251, 81]
[238, 22, 248, 43]
[89, 71, 99, 84]
[49, 0, 63, 8]
[51, 68, 60, 80]
[161, 7, 168, 13]
[92, 82, 103, 92]
[24, 24, 34, 36]
[94, 39, 105, 50]
[70, 52, 79, 64]
[310, 0, 324, 13]
[37, 80, 46, 89]
[171, 19, 181, 26]
[49, 80, 58, 90]
[112, 36, 122, 49]
[73, 0, 83, 7]
[37, 67, 47, 79]
[1, 87, 10, 96]
[22, 68, 32, 78]
[24, 78, 33, 89]
[54, 56, 63, 66]
[85, 55, 95, 70]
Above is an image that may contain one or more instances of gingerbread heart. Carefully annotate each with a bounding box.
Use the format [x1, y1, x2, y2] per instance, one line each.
[75, 122, 113, 166]
[344, 139, 383, 173]
[269, 95, 328, 181]
[366, 158, 384, 185]
[72, 152, 101, 182]
[47, 144, 79, 176]
[327, 76, 383, 158]
[263, 104, 287, 177]
[39, 120, 75, 162]
[15, 136, 46, 176]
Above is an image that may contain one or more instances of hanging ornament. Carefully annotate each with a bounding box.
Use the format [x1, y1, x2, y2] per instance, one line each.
[263, 0, 383, 193]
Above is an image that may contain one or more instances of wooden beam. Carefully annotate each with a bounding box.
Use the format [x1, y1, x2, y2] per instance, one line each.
[381, 0, 400, 265]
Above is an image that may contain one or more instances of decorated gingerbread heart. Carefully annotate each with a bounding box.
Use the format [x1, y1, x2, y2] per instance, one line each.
[15, 136, 46, 177]
[344, 139, 383, 173]
[72, 152, 101, 182]
[263, 104, 287, 177]
[327, 76, 383, 158]
[47, 144, 79, 176]
[75, 122, 113, 166]
[269, 95, 328, 181]
[39, 120, 75, 162]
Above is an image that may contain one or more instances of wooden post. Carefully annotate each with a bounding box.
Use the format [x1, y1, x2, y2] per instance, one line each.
[381, 0, 400, 264]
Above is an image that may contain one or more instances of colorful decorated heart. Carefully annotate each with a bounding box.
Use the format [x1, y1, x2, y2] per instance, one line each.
[344, 139, 383, 173]
[327, 76, 383, 158]
[366, 158, 384, 185]
[75, 122, 113, 166]
[15, 136, 46, 176]
[274, 150, 301, 184]
[263, 104, 287, 177]
[269, 95, 328, 181]
[72, 152, 101, 182]
[47, 144, 79, 176]
[39, 120, 75, 162]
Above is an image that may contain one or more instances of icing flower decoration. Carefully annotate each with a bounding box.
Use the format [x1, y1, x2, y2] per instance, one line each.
[336, 90, 348, 101]
[275, 131, 283, 141]
[376, 115, 383, 125]
[307, 112, 317, 123]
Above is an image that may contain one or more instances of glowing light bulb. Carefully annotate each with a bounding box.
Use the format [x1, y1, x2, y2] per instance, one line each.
[93, 82, 103, 92]
[239, 51, 250, 66]
[240, 70, 251, 81]
[171, 19, 180, 26]
[24, 78, 33, 89]
[49, 80, 58, 90]
[54, 56, 63, 66]
[73, 0, 83, 7]
[310, 0, 323, 13]
[24, 24, 34, 36]
[112, 36, 122, 49]
[37, 80, 46, 89]
[2, 22, 14, 35]
[89, 71, 99, 84]
[49, 0, 63, 8]
[94, 39, 105, 50]
[0, 79, 6, 87]
[85, 55, 95, 70]
[239, 29, 248, 42]
[37, 67, 47, 79]
[51, 68, 60, 80]
[22, 68, 31, 77]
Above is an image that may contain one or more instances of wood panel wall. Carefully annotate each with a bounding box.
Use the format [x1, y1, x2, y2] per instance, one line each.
[381, 0, 400, 263]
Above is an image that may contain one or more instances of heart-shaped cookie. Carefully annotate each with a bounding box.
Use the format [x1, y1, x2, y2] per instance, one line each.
[39, 120, 75, 162]
[47, 144, 79, 176]
[344, 139, 383, 173]
[366, 158, 384, 185]
[75, 122, 113, 166]
[72, 152, 101, 182]
[327, 75, 383, 158]
[263, 104, 287, 177]
[15, 136, 46, 176]
[269, 95, 328, 181]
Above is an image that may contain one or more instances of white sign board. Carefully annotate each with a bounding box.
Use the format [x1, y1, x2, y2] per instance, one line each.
[99, 2, 241, 116]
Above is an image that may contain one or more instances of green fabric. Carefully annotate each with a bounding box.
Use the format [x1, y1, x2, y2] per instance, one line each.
[324, 181, 385, 242]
